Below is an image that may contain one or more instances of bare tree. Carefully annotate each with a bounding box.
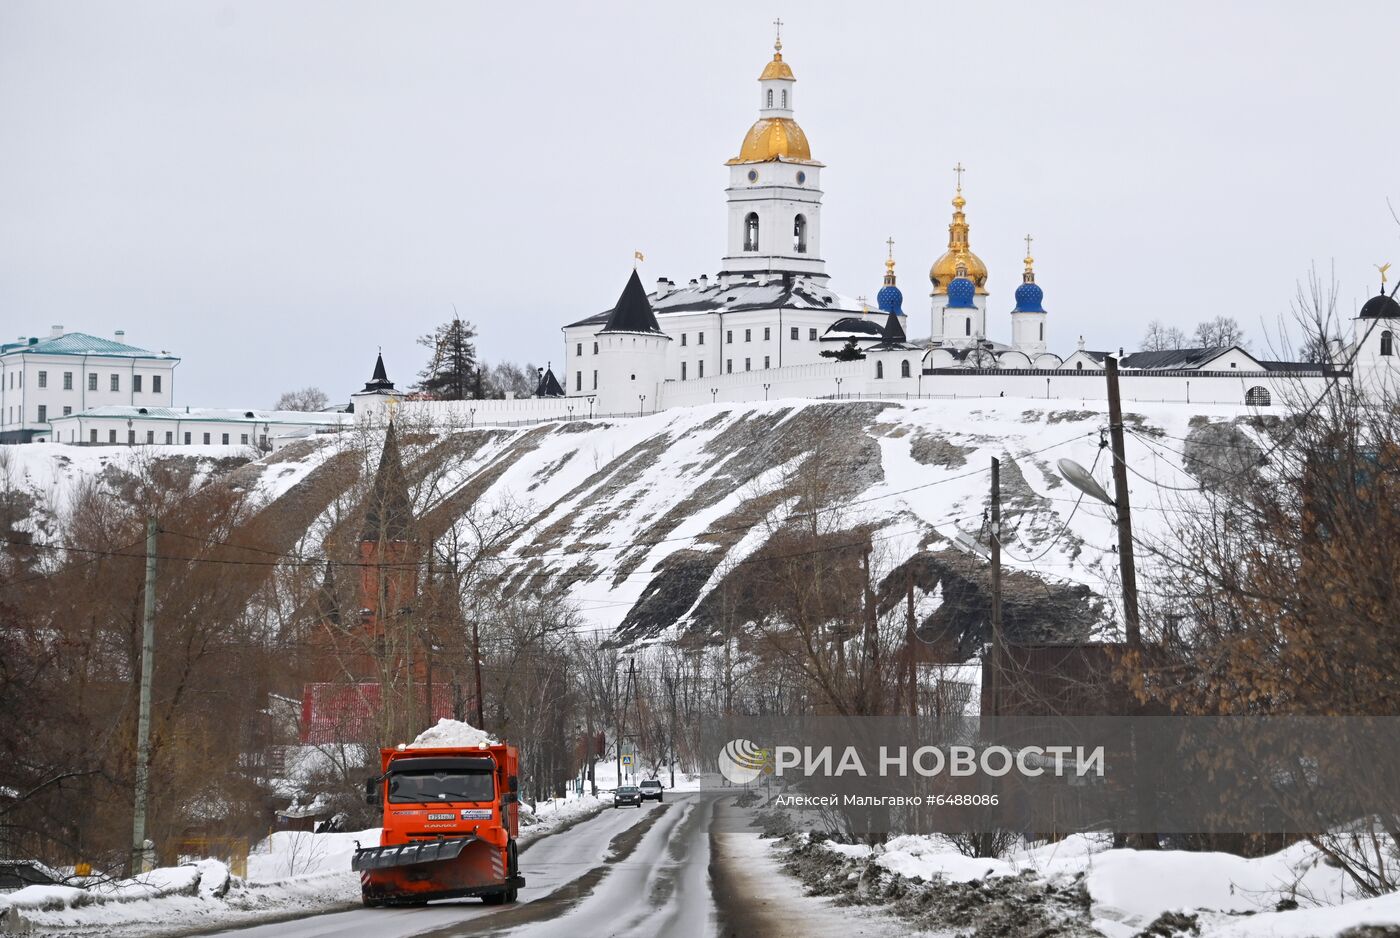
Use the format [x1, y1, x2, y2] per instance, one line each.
[1192, 315, 1247, 348]
[275, 387, 331, 412]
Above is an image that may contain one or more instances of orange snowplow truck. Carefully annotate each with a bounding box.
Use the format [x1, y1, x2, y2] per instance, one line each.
[353, 743, 524, 907]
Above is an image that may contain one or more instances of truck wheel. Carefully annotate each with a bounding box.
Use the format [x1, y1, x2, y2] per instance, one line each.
[504, 840, 519, 904]
[361, 893, 382, 908]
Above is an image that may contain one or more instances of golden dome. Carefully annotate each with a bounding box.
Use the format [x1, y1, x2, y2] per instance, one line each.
[759, 51, 795, 81]
[929, 188, 988, 294]
[726, 117, 814, 164]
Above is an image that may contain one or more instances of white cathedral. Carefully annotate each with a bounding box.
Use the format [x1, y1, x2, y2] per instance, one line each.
[356, 33, 1398, 424]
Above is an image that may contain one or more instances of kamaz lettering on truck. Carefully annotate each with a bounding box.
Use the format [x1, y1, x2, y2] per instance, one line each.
[352, 742, 524, 906]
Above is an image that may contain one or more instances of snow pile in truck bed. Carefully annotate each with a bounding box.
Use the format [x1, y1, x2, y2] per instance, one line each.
[411, 718, 499, 749]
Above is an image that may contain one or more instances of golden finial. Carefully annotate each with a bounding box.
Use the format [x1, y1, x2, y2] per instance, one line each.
[858, 295, 868, 315]
[885, 236, 896, 273]
[1022, 235, 1036, 284]
[953, 162, 965, 193]
[773, 17, 783, 53]
[1379, 262, 1392, 289]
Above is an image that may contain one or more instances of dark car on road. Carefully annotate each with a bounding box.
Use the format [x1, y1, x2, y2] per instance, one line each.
[639, 779, 664, 802]
[614, 786, 643, 808]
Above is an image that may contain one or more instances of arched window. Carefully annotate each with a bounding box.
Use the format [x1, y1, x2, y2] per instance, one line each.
[766, 89, 773, 108]
[875, 360, 884, 379]
[744, 213, 759, 251]
[1075, 361, 1084, 371]
[1245, 386, 1271, 407]
[1039, 322, 1044, 341]
[900, 359, 911, 378]
[965, 318, 971, 336]
[781, 89, 788, 108]
[793, 214, 807, 253]
[1383, 331, 1394, 356]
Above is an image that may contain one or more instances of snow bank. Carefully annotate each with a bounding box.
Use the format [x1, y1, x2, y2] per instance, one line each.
[411, 718, 499, 749]
[245, 827, 380, 882]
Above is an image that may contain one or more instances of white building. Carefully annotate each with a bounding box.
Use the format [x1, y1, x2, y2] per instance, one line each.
[0, 327, 179, 443]
[46, 405, 348, 450]
[353, 31, 1372, 427]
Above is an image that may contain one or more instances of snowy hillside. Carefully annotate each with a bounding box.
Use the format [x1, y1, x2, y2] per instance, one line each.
[2, 399, 1269, 650]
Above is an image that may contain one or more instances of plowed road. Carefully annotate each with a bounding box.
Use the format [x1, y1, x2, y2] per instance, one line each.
[194, 792, 901, 938]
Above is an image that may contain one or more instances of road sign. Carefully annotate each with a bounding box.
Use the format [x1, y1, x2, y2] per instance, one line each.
[621, 755, 633, 766]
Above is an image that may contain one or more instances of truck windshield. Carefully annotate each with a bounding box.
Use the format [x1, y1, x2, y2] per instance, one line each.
[388, 770, 493, 804]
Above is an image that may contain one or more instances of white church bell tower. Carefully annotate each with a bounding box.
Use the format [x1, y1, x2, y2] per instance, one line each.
[720, 24, 827, 284]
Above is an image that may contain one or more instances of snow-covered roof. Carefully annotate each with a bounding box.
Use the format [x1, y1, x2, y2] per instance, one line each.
[0, 331, 177, 360]
[567, 273, 868, 328]
[47, 406, 349, 426]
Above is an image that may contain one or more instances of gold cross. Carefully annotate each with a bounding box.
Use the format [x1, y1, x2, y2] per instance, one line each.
[773, 17, 783, 50]
[1024, 233, 1034, 257]
[953, 162, 965, 191]
[886, 236, 895, 261]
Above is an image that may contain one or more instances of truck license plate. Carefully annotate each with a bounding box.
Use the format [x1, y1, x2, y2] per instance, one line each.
[460, 809, 491, 820]
[427, 813, 454, 820]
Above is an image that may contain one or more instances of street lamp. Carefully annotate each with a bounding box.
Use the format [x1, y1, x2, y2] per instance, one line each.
[567, 404, 575, 422]
[469, 407, 476, 428]
[1056, 458, 1115, 507]
[763, 382, 771, 401]
[127, 417, 134, 447]
[834, 376, 844, 399]
[586, 395, 596, 419]
[638, 394, 646, 415]
[710, 388, 718, 404]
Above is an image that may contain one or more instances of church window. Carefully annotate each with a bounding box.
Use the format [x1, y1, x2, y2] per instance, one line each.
[63, 372, 73, 389]
[91, 429, 98, 443]
[681, 362, 687, 380]
[726, 330, 733, 344]
[1075, 362, 1084, 371]
[767, 89, 773, 108]
[781, 89, 788, 108]
[110, 374, 119, 391]
[37, 371, 46, 388]
[576, 371, 582, 391]
[681, 333, 687, 346]
[153, 375, 161, 393]
[745, 329, 751, 342]
[965, 319, 971, 337]
[133, 374, 142, 393]
[794, 215, 808, 253]
[698, 333, 705, 345]
[203, 432, 210, 444]
[809, 328, 817, 340]
[1245, 386, 1271, 407]
[698, 361, 704, 378]
[726, 359, 732, 374]
[876, 361, 884, 379]
[89, 373, 97, 391]
[744, 358, 751, 371]
[1039, 323, 1044, 341]
[764, 327, 770, 340]
[764, 355, 770, 368]
[1383, 331, 1394, 356]
[790, 326, 798, 340]
[744, 213, 759, 251]
[901, 360, 911, 378]
[592, 370, 598, 389]
[183, 432, 190, 444]
[576, 343, 582, 356]
[221, 433, 230, 445]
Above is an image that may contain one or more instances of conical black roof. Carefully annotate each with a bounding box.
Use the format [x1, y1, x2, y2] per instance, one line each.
[599, 269, 663, 334]
[535, 366, 565, 398]
[363, 352, 395, 392]
[361, 422, 414, 542]
[881, 310, 907, 343]
[316, 562, 340, 624]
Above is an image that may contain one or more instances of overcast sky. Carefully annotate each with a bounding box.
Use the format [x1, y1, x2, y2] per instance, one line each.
[2, 1, 1397, 407]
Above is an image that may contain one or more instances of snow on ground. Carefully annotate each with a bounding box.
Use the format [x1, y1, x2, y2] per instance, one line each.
[815, 833, 1400, 937]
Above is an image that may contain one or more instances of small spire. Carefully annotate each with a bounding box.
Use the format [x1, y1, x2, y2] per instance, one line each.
[773, 16, 783, 53]
[884, 237, 897, 284]
[1023, 234, 1036, 284]
[952, 161, 965, 194]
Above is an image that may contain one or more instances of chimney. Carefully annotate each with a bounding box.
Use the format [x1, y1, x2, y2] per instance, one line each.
[1077, 335, 1085, 351]
[1118, 347, 1124, 358]
[115, 330, 125, 339]
[655, 277, 670, 299]
[50, 325, 64, 338]
[699, 274, 709, 289]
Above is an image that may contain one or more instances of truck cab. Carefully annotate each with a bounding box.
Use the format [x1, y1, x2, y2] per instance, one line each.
[353, 743, 524, 907]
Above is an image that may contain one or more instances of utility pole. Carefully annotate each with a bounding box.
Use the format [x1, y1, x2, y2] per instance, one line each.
[470, 615, 484, 728]
[132, 517, 157, 875]
[989, 458, 1004, 717]
[1104, 356, 1141, 646]
[613, 666, 622, 788]
[667, 667, 678, 788]
[905, 573, 917, 721]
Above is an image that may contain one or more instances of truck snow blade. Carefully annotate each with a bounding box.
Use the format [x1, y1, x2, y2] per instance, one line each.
[352, 836, 477, 871]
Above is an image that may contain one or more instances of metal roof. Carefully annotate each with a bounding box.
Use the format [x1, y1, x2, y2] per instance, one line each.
[0, 332, 177, 359]
[567, 274, 867, 328]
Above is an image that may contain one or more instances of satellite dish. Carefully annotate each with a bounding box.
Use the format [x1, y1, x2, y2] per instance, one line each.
[1057, 458, 1116, 507]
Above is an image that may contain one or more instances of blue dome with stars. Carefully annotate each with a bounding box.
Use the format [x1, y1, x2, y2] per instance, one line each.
[1014, 281, 1045, 313]
[947, 276, 976, 309]
[877, 283, 904, 315]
